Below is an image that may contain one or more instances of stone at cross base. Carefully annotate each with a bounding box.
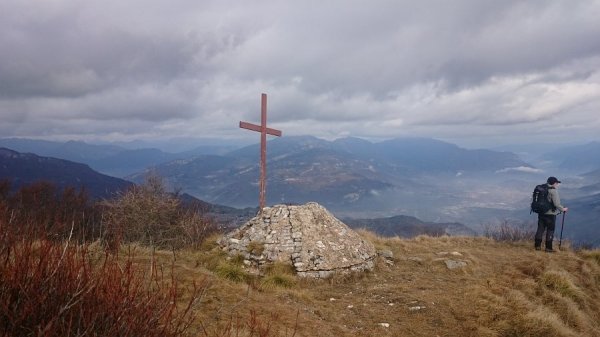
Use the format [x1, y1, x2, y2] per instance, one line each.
[218, 202, 377, 278]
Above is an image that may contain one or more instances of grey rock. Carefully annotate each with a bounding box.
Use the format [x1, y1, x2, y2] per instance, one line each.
[378, 250, 394, 259]
[444, 259, 468, 269]
[218, 202, 376, 278]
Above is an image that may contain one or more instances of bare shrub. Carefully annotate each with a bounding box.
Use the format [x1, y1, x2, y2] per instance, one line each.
[102, 174, 219, 250]
[483, 220, 536, 242]
[0, 179, 102, 242]
[0, 219, 203, 337]
[179, 208, 220, 250]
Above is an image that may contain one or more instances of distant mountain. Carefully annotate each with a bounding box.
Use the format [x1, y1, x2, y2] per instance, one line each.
[129, 136, 530, 210]
[581, 168, 600, 183]
[107, 138, 243, 154]
[332, 137, 376, 158]
[344, 214, 476, 238]
[228, 136, 529, 173]
[0, 138, 124, 163]
[0, 147, 255, 224]
[178, 144, 242, 157]
[0, 148, 133, 199]
[89, 148, 185, 177]
[129, 146, 396, 208]
[177, 193, 257, 228]
[371, 137, 528, 172]
[0, 138, 234, 177]
[545, 141, 600, 172]
[559, 192, 600, 247]
[226, 135, 334, 161]
[576, 171, 600, 196]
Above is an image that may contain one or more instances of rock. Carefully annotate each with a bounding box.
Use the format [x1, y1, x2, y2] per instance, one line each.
[438, 251, 463, 257]
[408, 306, 426, 311]
[378, 250, 394, 259]
[444, 259, 468, 269]
[218, 202, 377, 278]
[378, 323, 390, 328]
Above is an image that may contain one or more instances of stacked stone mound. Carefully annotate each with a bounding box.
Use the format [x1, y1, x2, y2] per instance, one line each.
[218, 202, 376, 278]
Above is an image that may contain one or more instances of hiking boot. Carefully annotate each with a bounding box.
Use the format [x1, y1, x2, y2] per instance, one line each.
[535, 246, 542, 251]
[545, 248, 556, 253]
[534, 239, 542, 251]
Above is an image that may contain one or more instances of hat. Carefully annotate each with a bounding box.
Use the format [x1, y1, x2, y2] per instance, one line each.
[547, 176, 561, 184]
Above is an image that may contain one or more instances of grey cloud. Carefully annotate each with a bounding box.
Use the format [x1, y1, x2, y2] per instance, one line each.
[0, 28, 204, 99]
[1, 0, 600, 145]
[0, 1, 247, 100]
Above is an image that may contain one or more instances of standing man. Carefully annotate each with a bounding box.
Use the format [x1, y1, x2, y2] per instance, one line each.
[535, 177, 568, 252]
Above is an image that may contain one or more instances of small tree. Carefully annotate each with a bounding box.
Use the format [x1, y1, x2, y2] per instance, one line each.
[102, 174, 218, 250]
[483, 220, 536, 242]
[0, 179, 100, 242]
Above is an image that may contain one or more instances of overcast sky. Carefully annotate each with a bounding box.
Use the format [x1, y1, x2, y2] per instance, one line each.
[1, 0, 600, 148]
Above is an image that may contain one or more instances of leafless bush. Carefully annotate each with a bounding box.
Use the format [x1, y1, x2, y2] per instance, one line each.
[102, 174, 219, 250]
[0, 217, 204, 337]
[0, 179, 102, 242]
[483, 220, 536, 242]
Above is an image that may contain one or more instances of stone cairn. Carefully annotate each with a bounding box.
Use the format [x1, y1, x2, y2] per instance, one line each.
[218, 202, 377, 278]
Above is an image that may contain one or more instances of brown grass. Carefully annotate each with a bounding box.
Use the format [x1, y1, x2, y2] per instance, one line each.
[173, 233, 600, 337]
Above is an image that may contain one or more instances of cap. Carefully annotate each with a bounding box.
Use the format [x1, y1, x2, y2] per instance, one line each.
[547, 176, 561, 184]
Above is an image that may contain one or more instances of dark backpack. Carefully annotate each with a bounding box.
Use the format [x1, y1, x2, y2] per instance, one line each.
[531, 184, 554, 214]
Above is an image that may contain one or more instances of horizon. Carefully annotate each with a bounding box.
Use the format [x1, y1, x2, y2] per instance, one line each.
[2, 134, 599, 154]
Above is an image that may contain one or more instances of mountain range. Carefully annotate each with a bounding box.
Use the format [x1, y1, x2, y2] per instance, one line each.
[344, 214, 477, 237]
[547, 141, 600, 172]
[0, 138, 235, 177]
[2, 136, 599, 246]
[0, 147, 132, 199]
[128, 136, 530, 210]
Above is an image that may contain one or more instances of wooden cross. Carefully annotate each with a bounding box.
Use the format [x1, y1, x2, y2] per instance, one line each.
[239, 93, 282, 211]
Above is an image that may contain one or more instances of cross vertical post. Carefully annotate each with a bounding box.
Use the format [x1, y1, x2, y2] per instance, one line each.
[239, 93, 282, 211]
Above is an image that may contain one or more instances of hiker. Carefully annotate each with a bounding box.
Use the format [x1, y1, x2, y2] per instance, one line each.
[534, 177, 568, 252]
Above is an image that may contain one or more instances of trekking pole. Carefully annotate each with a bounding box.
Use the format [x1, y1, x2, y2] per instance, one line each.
[559, 211, 566, 249]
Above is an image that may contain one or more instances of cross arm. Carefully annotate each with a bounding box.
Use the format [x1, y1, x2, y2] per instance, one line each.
[239, 121, 282, 137]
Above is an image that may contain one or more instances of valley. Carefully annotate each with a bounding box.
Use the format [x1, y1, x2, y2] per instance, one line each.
[1, 136, 599, 246]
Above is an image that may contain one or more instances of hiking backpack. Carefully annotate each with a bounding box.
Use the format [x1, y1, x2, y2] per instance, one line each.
[531, 184, 554, 214]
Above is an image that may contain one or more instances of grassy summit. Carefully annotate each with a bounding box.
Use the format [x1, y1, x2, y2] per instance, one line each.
[150, 232, 600, 337]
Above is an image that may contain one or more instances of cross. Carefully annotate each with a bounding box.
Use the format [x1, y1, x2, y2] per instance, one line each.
[239, 93, 282, 211]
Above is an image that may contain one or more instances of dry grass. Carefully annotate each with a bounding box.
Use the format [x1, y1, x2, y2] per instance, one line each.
[159, 233, 600, 337]
[3, 223, 600, 336]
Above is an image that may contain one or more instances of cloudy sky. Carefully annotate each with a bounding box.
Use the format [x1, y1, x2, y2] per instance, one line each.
[1, 0, 600, 148]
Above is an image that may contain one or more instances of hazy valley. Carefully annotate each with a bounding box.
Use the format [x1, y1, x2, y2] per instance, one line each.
[1, 136, 600, 246]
